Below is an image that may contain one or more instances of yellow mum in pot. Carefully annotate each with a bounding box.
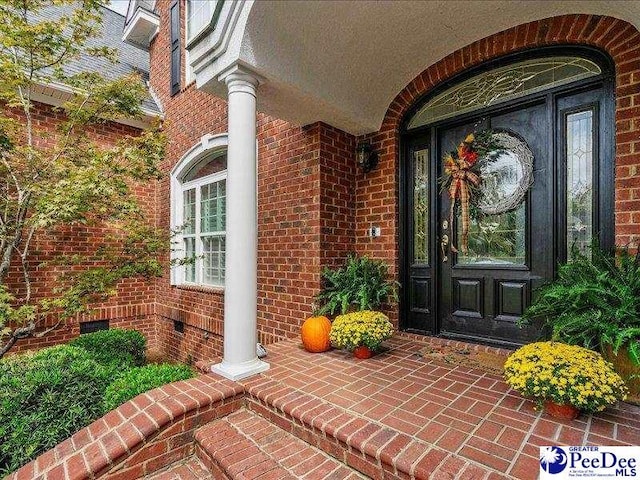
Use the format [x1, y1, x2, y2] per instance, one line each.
[504, 342, 628, 413]
[329, 310, 394, 352]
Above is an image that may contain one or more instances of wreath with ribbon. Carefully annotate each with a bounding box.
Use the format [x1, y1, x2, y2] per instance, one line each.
[441, 130, 504, 254]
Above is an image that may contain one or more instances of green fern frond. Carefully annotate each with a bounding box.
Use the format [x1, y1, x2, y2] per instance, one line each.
[523, 243, 640, 364]
[314, 255, 398, 316]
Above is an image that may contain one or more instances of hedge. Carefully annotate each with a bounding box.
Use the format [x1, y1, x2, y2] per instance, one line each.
[0, 329, 194, 475]
[70, 328, 146, 368]
[103, 363, 194, 412]
[0, 345, 112, 473]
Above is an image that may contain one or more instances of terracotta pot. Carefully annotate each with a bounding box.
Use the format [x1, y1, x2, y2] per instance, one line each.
[602, 343, 640, 405]
[353, 346, 374, 359]
[544, 400, 580, 420]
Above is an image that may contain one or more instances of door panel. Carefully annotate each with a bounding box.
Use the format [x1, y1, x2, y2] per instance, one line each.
[438, 101, 550, 345]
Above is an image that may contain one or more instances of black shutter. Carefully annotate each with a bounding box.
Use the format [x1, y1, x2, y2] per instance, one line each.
[170, 0, 181, 96]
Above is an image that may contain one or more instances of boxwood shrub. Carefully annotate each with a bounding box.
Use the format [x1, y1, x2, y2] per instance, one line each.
[0, 330, 194, 475]
[70, 328, 146, 368]
[0, 345, 112, 474]
[103, 363, 194, 412]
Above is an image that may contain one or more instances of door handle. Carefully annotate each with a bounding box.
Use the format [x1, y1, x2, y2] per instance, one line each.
[441, 234, 449, 263]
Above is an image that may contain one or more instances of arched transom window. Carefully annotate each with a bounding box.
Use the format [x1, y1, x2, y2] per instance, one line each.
[171, 134, 227, 287]
[408, 56, 602, 129]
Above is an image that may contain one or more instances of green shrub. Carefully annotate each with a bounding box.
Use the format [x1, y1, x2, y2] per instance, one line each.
[70, 328, 146, 368]
[522, 244, 640, 365]
[314, 255, 399, 316]
[103, 363, 194, 412]
[0, 345, 112, 474]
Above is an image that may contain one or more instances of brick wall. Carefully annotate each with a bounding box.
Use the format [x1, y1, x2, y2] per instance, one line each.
[319, 124, 358, 269]
[150, 1, 357, 360]
[4, 101, 158, 354]
[354, 14, 640, 327]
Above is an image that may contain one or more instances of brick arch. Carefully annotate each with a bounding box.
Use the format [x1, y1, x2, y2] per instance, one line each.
[383, 14, 639, 134]
[355, 14, 640, 324]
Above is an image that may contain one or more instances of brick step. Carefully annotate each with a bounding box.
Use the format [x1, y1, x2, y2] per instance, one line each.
[243, 376, 488, 480]
[194, 408, 366, 480]
[143, 456, 215, 479]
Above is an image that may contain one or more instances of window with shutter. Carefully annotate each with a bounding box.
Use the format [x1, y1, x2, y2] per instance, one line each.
[170, 0, 180, 96]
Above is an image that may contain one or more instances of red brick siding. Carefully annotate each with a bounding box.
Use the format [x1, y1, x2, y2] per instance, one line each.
[3, 101, 157, 354]
[153, 314, 223, 365]
[150, 1, 357, 357]
[355, 14, 640, 327]
[256, 120, 321, 342]
[319, 124, 357, 269]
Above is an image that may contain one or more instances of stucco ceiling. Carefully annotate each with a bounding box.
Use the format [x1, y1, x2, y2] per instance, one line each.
[234, 0, 640, 135]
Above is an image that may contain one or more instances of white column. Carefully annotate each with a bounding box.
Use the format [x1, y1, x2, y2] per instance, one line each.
[212, 67, 269, 381]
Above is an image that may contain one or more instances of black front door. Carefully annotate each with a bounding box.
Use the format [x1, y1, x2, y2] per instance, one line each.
[402, 83, 612, 347]
[437, 101, 552, 345]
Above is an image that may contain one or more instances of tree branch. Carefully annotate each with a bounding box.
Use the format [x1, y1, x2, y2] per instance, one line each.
[0, 322, 34, 358]
[33, 317, 64, 338]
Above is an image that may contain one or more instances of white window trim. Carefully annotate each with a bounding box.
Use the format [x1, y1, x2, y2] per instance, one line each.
[185, 0, 215, 45]
[184, 0, 195, 85]
[170, 133, 228, 287]
[185, 48, 195, 86]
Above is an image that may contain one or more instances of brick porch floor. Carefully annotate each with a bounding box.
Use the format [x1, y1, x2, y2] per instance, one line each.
[152, 334, 639, 479]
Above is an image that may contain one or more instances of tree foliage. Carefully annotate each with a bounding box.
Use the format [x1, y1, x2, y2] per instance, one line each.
[0, 0, 167, 357]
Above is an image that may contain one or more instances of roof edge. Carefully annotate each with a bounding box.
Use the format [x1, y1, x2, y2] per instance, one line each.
[30, 80, 163, 130]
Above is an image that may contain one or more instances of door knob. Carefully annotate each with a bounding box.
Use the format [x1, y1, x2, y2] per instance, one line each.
[441, 234, 449, 263]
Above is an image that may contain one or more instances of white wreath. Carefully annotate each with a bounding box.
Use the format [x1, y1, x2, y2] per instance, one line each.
[477, 132, 534, 215]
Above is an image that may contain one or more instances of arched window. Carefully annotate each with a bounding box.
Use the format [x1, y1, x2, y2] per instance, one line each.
[407, 56, 602, 129]
[170, 134, 228, 287]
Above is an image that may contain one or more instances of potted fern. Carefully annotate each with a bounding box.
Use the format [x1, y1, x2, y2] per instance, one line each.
[520, 244, 640, 403]
[314, 255, 399, 317]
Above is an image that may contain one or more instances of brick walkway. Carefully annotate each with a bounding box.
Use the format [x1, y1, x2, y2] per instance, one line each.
[243, 335, 640, 478]
[12, 334, 638, 480]
[149, 334, 638, 479]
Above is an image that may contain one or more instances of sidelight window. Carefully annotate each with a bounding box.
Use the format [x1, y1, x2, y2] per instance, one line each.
[412, 148, 430, 264]
[566, 109, 594, 257]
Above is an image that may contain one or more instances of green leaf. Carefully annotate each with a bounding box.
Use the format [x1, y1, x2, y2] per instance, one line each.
[522, 243, 640, 357]
[629, 341, 640, 366]
[314, 255, 399, 316]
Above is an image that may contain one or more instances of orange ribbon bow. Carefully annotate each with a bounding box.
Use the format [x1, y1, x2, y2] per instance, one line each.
[445, 154, 480, 254]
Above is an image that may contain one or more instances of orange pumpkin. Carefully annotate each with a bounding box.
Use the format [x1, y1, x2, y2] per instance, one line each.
[300, 316, 332, 353]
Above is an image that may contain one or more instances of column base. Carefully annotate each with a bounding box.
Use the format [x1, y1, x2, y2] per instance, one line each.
[211, 358, 270, 381]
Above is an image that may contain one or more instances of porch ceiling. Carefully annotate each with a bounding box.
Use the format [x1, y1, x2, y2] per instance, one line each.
[196, 1, 640, 136]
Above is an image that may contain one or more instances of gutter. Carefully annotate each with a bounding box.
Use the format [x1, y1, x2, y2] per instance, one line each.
[29, 79, 164, 130]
